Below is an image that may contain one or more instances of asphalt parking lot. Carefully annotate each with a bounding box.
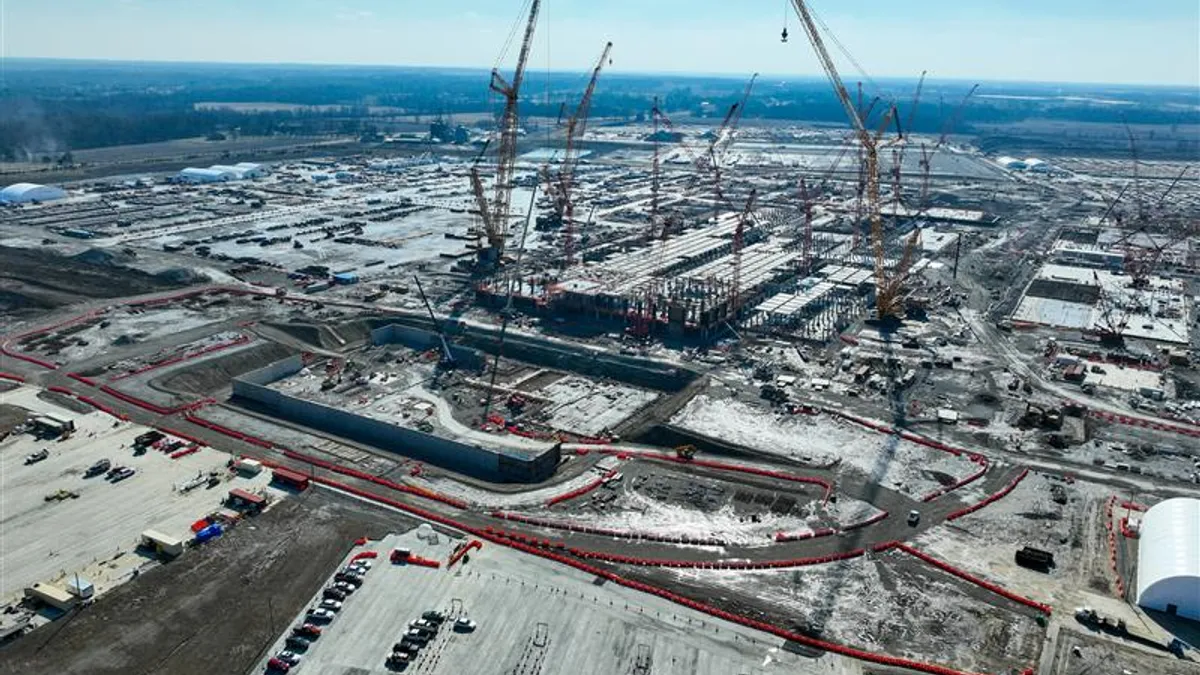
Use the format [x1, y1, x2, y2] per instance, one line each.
[253, 527, 859, 675]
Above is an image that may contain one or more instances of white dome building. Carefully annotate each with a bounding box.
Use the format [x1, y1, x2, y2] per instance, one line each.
[1136, 497, 1200, 620]
[0, 183, 67, 204]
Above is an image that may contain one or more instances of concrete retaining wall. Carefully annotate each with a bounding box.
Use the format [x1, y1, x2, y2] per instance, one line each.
[371, 318, 700, 393]
[232, 356, 558, 483]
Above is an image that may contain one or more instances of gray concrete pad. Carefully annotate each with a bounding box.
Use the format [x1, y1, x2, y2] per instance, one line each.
[0, 385, 275, 604]
[253, 525, 861, 675]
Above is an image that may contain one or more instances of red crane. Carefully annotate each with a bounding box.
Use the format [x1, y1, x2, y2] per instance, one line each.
[547, 41, 614, 268]
[730, 189, 758, 314]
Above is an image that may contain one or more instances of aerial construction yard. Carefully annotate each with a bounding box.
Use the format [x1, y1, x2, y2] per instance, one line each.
[1, 9, 1199, 675]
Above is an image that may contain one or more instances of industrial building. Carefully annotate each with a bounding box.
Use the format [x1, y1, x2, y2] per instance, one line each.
[1136, 498, 1200, 621]
[176, 162, 266, 184]
[0, 183, 67, 204]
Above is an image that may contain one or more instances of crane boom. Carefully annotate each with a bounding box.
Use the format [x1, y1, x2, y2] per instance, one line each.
[480, 0, 540, 266]
[558, 41, 613, 267]
[730, 189, 758, 314]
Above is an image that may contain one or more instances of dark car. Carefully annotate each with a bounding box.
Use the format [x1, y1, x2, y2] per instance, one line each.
[421, 610, 446, 624]
[284, 636, 311, 651]
[109, 467, 136, 483]
[84, 459, 112, 478]
[334, 571, 363, 586]
[322, 588, 347, 601]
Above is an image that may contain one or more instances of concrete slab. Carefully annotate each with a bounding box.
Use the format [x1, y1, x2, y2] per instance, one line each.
[252, 528, 861, 675]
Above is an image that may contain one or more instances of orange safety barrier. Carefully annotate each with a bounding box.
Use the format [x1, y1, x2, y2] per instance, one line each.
[0, 372, 25, 383]
[892, 543, 1052, 615]
[945, 469, 1029, 521]
[448, 540, 482, 567]
[110, 335, 251, 381]
[544, 470, 617, 507]
[252, 466, 998, 675]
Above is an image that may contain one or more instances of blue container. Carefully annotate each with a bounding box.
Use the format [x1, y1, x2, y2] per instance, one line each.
[194, 524, 224, 543]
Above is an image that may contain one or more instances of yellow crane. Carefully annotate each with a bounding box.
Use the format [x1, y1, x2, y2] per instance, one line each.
[788, 0, 908, 319]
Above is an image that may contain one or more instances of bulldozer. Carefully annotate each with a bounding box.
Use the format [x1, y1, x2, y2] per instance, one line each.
[675, 445, 698, 461]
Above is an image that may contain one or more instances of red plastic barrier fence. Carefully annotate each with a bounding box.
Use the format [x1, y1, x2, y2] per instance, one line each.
[0, 372, 25, 383]
[0, 345, 58, 370]
[67, 373, 98, 387]
[351, 550, 379, 561]
[544, 471, 615, 507]
[110, 335, 251, 381]
[170, 446, 201, 460]
[1105, 496, 1126, 599]
[840, 510, 890, 532]
[892, 543, 1052, 615]
[155, 426, 206, 447]
[566, 545, 870, 570]
[1088, 409, 1200, 438]
[493, 511, 729, 547]
[47, 385, 73, 395]
[184, 413, 274, 448]
[279, 447, 469, 509]
[74, 395, 130, 421]
[774, 527, 837, 543]
[598, 448, 833, 502]
[922, 461, 989, 503]
[99, 385, 177, 415]
[1119, 501, 1148, 512]
[263, 469, 992, 675]
[1119, 517, 1138, 539]
[448, 540, 482, 568]
[945, 469, 1029, 521]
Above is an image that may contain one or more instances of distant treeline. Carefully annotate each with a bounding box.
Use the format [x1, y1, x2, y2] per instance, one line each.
[1, 59, 1196, 160]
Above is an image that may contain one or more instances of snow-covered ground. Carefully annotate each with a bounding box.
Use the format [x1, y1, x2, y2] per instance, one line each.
[667, 556, 1042, 673]
[673, 396, 979, 499]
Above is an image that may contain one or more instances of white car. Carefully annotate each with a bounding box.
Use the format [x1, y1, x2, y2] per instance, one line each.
[454, 617, 477, 632]
[318, 599, 342, 611]
[275, 651, 302, 666]
[307, 608, 336, 622]
[349, 559, 372, 570]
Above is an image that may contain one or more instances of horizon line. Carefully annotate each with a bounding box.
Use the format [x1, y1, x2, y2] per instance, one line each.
[2, 56, 1197, 90]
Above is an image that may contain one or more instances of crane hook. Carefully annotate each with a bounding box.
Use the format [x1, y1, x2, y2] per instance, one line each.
[781, 27, 789, 43]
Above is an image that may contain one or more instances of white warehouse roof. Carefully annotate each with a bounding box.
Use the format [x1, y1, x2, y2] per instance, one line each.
[1136, 497, 1200, 620]
[0, 183, 67, 204]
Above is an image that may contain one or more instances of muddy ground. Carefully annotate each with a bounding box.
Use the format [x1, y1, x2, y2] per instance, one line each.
[0, 246, 185, 318]
[0, 488, 417, 675]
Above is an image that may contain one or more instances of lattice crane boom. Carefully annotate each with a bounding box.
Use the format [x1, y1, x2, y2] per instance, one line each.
[480, 0, 540, 265]
[557, 41, 613, 267]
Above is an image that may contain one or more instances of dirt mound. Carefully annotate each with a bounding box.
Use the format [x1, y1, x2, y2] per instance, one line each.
[154, 341, 294, 395]
[70, 247, 136, 267]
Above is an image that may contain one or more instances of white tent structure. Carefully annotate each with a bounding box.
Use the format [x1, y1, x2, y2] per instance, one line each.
[1136, 497, 1200, 620]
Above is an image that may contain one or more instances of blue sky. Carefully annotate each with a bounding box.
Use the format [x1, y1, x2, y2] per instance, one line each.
[2, 0, 1198, 85]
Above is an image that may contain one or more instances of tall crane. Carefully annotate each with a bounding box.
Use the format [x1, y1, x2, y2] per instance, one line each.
[472, 0, 541, 268]
[547, 41, 614, 268]
[789, 0, 905, 319]
[702, 73, 758, 226]
[730, 189, 758, 314]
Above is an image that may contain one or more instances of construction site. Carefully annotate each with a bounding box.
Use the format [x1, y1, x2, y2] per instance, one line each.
[0, 2, 1198, 675]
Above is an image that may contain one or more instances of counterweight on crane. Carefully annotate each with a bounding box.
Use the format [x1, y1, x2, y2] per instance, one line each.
[474, 0, 540, 268]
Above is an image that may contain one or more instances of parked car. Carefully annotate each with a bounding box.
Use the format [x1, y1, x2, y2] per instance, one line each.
[266, 657, 291, 673]
[322, 588, 347, 601]
[350, 559, 373, 570]
[275, 651, 302, 666]
[306, 608, 336, 622]
[84, 459, 112, 477]
[409, 618, 437, 631]
[332, 581, 356, 594]
[318, 599, 342, 612]
[453, 617, 477, 632]
[403, 629, 429, 644]
[386, 651, 411, 667]
[907, 510, 921, 526]
[421, 610, 446, 624]
[292, 624, 322, 638]
[284, 636, 311, 651]
[24, 449, 49, 465]
[334, 572, 363, 586]
[109, 467, 136, 483]
[106, 465, 127, 479]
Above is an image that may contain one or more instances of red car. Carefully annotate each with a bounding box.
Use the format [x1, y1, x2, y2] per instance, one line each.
[292, 623, 321, 639]
[266, 657, 291, 673]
